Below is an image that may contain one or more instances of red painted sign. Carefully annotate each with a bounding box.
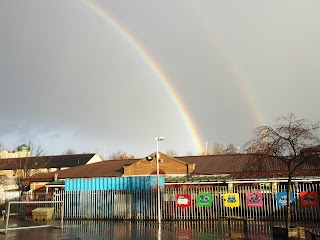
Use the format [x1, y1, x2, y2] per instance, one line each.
[246, 193, 263, 207]
[300, 191, 319, 206]
[177, 194, 191, 208]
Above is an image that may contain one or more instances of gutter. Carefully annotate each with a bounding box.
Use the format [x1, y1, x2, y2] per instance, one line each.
[165, 178, 320, 185]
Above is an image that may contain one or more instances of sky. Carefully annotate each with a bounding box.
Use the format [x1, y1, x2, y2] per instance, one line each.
[1, 0, 320, 159]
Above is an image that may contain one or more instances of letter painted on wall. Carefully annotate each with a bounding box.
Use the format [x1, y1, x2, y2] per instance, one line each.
[246, 193, 263, 207]
[177, 194, 191, 208]
[197, 193, 213, 207]
[300, 191, 319, 207]
[223, 193, 240, 208]
[276, 191, 295, 206]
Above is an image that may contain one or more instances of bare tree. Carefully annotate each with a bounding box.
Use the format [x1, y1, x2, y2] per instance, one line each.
[0, 140, 49, 198]
[63, 148, 76, 155]
[166, 149, 178, 157]
[200, 150, 209, 156]
[0, 140, 4, 152]
[109, 150, 135, 160]
[212, 143, 224, 155]
[13, 140, 48, 198]
[185, 151, 193, 156]
[223, 144, 238, 154]
[245, 113, 320, 228]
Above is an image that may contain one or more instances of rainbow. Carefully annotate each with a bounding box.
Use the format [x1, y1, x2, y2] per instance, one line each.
[83, 0, 205, 153]
[184, 3, 265, 127]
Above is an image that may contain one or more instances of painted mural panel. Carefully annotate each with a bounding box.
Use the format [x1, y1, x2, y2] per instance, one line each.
[276, 191, 295, 206]
[196, 193, 212, 207]
[177, 194, 191, 208]
[246, 193, 263, 207]
[300, 191, 319, 206]
[223, 193, 240, 208]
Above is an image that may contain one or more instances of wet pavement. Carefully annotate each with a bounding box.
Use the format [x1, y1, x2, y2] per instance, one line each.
[0, 219, 226, 240]
[0, 218, 319, 240]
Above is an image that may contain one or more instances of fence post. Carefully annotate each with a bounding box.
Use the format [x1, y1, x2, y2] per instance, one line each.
[4, 201, 10, 234]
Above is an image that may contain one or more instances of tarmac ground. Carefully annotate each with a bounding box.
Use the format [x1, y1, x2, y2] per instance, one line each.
[0, 218, 223, 240]
[0, 217, 319, 240]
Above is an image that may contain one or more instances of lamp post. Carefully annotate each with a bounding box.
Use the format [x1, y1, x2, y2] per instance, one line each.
[155, 136, 164, 225]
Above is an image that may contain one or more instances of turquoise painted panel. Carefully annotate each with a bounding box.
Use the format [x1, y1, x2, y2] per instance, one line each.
[65, 176, 164, 191]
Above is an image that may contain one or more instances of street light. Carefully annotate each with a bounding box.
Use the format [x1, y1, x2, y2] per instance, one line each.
[155, 136, 164, 225]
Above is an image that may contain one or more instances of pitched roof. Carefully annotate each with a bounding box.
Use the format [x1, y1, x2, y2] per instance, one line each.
[0, 153, 97, 170]
[176, 153, 320, 174]
[175, 154, 281, 174]
[300, 144, 320, 155]
[24, 153, 320, 182]
[25, 159, 139, 181]
[129, 152, 190, 167]
[165, 170, 320, 183]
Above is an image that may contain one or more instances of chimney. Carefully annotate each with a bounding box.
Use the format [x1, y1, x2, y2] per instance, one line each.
[54, 173, 58, 181]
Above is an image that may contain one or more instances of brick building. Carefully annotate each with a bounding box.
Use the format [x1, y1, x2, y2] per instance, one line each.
[25, 150, 320, 189]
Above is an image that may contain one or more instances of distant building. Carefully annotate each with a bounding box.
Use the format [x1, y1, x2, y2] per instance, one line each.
[0, 144, 31, 159]
[0, 152, 102, 192]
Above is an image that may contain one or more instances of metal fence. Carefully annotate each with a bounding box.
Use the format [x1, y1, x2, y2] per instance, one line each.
[20, 182, 320, 221]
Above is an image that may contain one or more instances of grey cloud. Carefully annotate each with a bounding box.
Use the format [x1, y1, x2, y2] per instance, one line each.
[1, 0, 320, 157]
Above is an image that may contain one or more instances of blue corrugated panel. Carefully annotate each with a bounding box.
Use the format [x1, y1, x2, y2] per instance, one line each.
[65, 176, 165, 191]
[93, 178, 97, 190]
